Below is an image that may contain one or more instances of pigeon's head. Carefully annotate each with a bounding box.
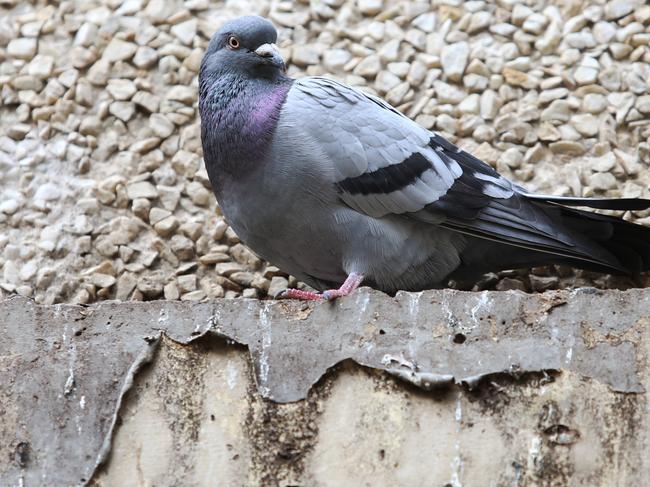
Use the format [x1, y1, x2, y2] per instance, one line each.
[201, 16, 285, 80]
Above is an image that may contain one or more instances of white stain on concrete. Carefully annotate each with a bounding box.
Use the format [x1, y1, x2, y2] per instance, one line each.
[258, 302, 272, 396]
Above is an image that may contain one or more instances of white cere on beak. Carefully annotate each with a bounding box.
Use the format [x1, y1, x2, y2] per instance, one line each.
[254, 43, 281, 58]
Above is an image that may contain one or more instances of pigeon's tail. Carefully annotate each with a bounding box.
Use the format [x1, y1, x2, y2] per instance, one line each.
[554, 204, 650, 274]
[449, 196, 650, 282]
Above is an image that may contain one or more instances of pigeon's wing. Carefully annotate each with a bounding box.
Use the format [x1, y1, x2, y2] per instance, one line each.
[284, 77, 465, 218]
[283, 77, 642, 271]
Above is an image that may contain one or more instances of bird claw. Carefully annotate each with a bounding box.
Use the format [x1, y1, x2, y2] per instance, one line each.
[321, 290, 337, 301]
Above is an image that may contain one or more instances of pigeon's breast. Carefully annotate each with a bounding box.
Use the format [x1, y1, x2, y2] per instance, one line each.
[200, 77, 292, 189]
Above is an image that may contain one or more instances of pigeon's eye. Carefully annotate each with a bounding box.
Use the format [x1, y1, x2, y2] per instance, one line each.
[228, 36, 240, 49]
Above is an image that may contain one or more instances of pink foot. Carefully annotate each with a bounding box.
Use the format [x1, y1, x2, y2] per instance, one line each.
[279, 273, 365, 302]
[322, 273, 365, 300]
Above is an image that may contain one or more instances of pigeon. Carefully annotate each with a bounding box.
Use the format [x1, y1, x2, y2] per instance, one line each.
[198, 16, 650, 301]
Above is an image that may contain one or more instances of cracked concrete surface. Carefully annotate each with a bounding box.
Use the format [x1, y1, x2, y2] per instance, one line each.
[1, 288, 649, 485]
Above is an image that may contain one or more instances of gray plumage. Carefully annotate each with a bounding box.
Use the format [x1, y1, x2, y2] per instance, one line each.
[199, 16, 650, 296]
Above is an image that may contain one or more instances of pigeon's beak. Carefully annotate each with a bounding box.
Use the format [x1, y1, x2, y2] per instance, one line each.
[255, 43, 286, 72]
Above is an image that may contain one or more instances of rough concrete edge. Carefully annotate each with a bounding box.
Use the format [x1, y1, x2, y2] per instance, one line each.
[5, 289, 645, 485]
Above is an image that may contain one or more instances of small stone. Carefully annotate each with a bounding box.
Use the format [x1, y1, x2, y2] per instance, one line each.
[28, 55, 54, 79]
[230, 243, 262, 268]
[354, 55, 381, 78]
[79, 116, 102, 136]
[458, 94, 480, 115]
[132, 198, 151, 220]
[467, 11, 491, 34]
[539, 88, 568, 105]
[95, 237, 119, 257]
[549, 141, 586, 155]
[154, 216, 180, 237]
[149, 207, 171, 225]
[511, 4, 533, 26]
[574, 57, 599, 85]
[535, 22, 561, 54]
[109, 101, 136, 122]
[635, 96, 650, 115]
[177, 274, 197, 293]
[541, 100, 571, 122]
[322, 49, 351, 71]
[183, 48, 203, 72]
[582, 94, 607, 114]
[199, 252, 230, 265]
[166, 85, 196, 105]
[473, 125, 495, 142]
[441, 42, 469, 82]
[75, 22, 98, 46]
[404, 29, 426, 51]
[19, 261, 37, 281]
[90, 273, 116, 289]
[498, 148, 523, 169]
[7, 38, 37, 59]
[133, 91, 161, 113]
[463, 74, 488, 93]
[385, 82, 410, 106]
[571, 114, 599, 137]
[130, 137, 161, 154]
[229, 271, 256, 287]
[241, 288, 257, 299]
[171, 19, 197, 45]
[180, 290, 206, 301]
[170, 235, 194, 260]
[588, 172, 617, 191]
[157, 186, 181, 211]
[34, 183, 61, 201]
[215, 262, 245, 277]
[530, 275, 558, 292]
[150, 113, 175, 138]
[292, 45, 320, 67]
[480, 90, 502, 120]
[522, 13, 548, 35]
[107, 79, 137, 100]
[434, 81, 465, 104]
[588, 152, 617, 172]
[593, 21, 617, 44]
[358, 0, 383, 16]
[164, 282, 180, 300]
[103, 38, 137, 63]
[0, 199, 20, 214]
[126, 181, 158, 200]
[7, 124, 30, 140]
[270, 11, 310, 28]
[137, 273, 164, 299]
[495, 277, 526, 292]
[186, 181, 211, 206]
[604, 0, 639, 20]
[565, 32, 596, 50]
[503, 68, 537, 89]
[375, 71, 401, 93]
[133, 46, 159, 69]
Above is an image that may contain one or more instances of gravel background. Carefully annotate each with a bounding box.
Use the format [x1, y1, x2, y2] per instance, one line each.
[1, 0, 650, 305]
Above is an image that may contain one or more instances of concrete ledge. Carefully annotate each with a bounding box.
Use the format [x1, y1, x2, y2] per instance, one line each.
[1, 289, 649, 485]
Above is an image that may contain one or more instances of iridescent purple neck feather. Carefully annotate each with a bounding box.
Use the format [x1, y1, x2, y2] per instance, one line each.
[199, 71, 292, 196]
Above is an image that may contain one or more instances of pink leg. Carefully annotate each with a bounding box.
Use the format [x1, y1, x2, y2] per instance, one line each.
[279, 273, 365, 301]
[280, 288, 324, 301]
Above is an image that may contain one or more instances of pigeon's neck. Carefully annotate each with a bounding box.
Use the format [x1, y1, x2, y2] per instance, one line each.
[199, 72, 292, 192]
